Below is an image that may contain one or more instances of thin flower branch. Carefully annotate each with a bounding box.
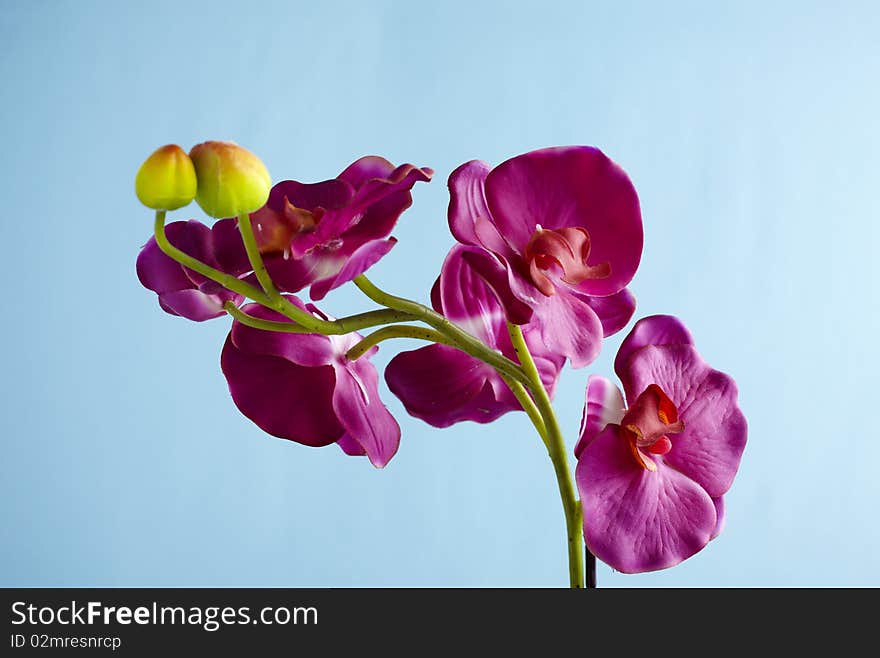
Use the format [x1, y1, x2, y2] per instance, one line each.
[352, 274, 531, 388]
[223, 301, 420, 337]
[345, 325, 455, 360]
[498, 373, 549, 449]
[507, 322, 585, 588]
[153, 211, 271, 305]
[236, 210, 281, 297]
[155, 211, 420, 335]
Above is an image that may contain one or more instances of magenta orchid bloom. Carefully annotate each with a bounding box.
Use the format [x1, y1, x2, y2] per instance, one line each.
[447, 146, 642, 367]
[137, 219, 249, 321]
[575, 315, 747, 573]
[252, 156, 433, 300]
[385, 244, 564, 427]
[220, 297, 400, 468]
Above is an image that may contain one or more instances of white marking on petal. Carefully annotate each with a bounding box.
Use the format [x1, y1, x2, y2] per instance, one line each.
[316, 256, 344, 279]
[346, 367, 371, 405]
[601, 381, 626, 426]
[583, 376, 626, 440]
[455, 308, 505, 344]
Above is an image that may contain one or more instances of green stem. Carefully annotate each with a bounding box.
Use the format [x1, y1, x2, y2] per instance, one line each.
[499, 374, 550, 450]
[345, 325, 456, 360]
[352, 275, 530, 388]
[155, 211, 420, 335]
[234, 211, 335, 333]
[223, 301, 418, 335]
[153, 211, 271, 305]
[236, 211, 281, 296]
[346, 322, 550, 451]
[507, 322, 584, 589]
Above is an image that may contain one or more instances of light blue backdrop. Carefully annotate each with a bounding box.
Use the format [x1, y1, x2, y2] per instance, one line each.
[1, 0, 877, 587]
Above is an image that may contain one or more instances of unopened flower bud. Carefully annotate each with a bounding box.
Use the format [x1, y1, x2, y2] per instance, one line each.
[135, 144, 197, 211]
[189, 141, 271, 218]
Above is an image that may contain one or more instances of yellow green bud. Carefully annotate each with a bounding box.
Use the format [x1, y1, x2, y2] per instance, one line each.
[134, 144, 198, 211]
[189, 141, 271, 218]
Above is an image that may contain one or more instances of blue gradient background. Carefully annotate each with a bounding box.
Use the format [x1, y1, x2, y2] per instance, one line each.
[1, 1, 877, 587]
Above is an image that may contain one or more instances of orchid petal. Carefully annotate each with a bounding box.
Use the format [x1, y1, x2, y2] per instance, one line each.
[264, 250, 335, 294]
[533, 288, 604, 368]
[484, 146, 643, 297]
[158, 289, 228, 321]
[221, 335, 344, 447]
[711, 497, 726, 540]
[229, 302, 335, 367]
[575, 376, 626, 459]
[336, 161, 431, 249]
[337, 156, 397, 188]
[447, 160, 492, 247]
[436, 245, 508, 342]
[385, 344, 508, 428]
[337, 433, 367, 457]
[136, 235, 193, 294]
[525, 333, 566, 399]
[290, 164, 430, 259]
[309, 238, 397, 301]
[615, 314, 695, 379]
[210, 217, 251, 277]
[268, 178, 355, 213]
[337, 189, 412, 247]
[583, 287, 637, 337]
[347, 162, 432, 210]
[457, 248, 534, 325]
[332, 361, 400, 468]
[137, 220, 214, 292]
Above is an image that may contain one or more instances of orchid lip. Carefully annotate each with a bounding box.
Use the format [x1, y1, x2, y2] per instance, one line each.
[283, 197, 320, 233]
[523, 226, 611, 296]
[621, 383, 685, 471]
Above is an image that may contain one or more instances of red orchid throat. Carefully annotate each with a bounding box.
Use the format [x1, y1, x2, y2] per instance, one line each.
[621, 384, 684, 472]
[523, 226, 611, 296]
[253, 197, 326, 254]
[282, 196, 324, 234]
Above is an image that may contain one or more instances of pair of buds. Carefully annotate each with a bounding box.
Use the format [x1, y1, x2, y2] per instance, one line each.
[135, 141, 271, 218]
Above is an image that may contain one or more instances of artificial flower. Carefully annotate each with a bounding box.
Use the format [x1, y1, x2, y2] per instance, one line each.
[252, 156, 432, 300]
[575, 315, 747, 573]
[447, 146, 642, 367]
[221, 297, 400, 467]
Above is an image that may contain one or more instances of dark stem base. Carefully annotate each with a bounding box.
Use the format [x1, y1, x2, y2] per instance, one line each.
[586, 549, 597, 588]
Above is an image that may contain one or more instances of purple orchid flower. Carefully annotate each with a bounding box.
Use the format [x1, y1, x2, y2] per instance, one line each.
[447, 146, 642, 367]
[574, 315, 747, 573]
[220, 296, 400, 468]
[137, 219, 249, 321]
[385, 244, 564, 427]
[252, 156, 433, 300]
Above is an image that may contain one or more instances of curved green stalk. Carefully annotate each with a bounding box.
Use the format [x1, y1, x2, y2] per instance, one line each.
[155, 210, 418, 335]
[223, 302, 418, 335]
[499, 374, 550, 450]
[345, 325, 456, 360]
[236, 211, 281, 297]
[507, 322, 585, 589]
[347, 324, 549, 451]
[153, 211, 271, 305]
[233, 210, 339, 333]
[352, 275, 530, 388]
